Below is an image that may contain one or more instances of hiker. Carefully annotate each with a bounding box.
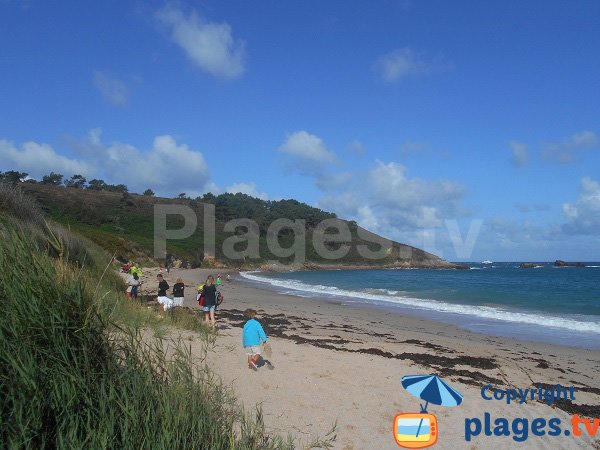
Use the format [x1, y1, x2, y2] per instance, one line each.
[201, 275, 218, 327]
[173, 277, 185, 307]
[156, 274, 172, 311]
[226, 274, 231, 282]
[242, 309, 270, 371]
[127, 272, 141, 299]
[215, 274, 222, 286]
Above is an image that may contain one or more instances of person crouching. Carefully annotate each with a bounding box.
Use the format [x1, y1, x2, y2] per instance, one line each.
[242, 309, 267, 371]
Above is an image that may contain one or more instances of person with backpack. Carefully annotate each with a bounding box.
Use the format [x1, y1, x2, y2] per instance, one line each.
[173, 277, 185, 307]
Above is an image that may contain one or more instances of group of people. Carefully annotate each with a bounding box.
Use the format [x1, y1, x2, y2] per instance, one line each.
[126, 263, 271, 371]
[156, 274, 186, 311]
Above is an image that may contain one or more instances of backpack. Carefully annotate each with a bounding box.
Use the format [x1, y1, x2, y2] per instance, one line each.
[197, 292, 205, 307]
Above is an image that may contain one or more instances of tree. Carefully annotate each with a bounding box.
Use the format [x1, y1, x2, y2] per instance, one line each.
[177, 193, 187, 199]
[105, 184, 128, 193]
[64, 174, 87, 189]
[143, 189, 155, 196]
[87, 179, 107, 191]
[0, 170, 28, 184]
[201, 192, 215, 203]
[41, 172, 63, 186]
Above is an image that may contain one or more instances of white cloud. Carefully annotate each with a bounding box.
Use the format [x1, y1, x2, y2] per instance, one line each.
[89, 132, 210, 195]
[318, 160, 465, 236]
[509, 141, 528, 167]
[277, 131, 337, 164]
[562, 177, 600, 235]
[368, 161, 463, 214]
[93, 71, 129, 107]
[542, 130, 598, 164]
[375, 47, 432, 83]
[156, 4, 245, 80]
[226, 182, 268, 200]
[1, 130, 213, 197]
[0, 139, 91, 179]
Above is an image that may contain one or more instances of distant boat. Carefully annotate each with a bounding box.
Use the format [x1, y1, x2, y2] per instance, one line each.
[481, 260, 493, 264]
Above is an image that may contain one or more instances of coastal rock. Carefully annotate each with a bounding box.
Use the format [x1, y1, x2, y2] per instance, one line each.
[520, 263, 543, 269]
[554, 260, 585, 267]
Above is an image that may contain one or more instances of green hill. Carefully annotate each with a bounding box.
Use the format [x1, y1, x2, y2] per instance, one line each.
[17, 182, 459, 269]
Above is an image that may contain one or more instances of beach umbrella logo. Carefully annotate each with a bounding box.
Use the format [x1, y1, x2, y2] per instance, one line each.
[393, 374, 463, 448]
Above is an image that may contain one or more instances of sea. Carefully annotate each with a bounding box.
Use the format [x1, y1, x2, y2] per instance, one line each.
[240, 262, 600, 350]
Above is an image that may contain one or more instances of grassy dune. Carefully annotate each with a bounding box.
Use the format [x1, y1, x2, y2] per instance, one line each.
[0, 184, 334, 449]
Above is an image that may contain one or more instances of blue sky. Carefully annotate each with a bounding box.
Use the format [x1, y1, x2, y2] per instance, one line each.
[1, 0, 599, 261]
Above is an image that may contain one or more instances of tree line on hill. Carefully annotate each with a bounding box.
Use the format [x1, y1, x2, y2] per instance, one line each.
[0, 170, 130, 193]
[0, 169, 337, 229]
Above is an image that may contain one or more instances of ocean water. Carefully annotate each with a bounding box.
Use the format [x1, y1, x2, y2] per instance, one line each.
[240, 263, 600, 350]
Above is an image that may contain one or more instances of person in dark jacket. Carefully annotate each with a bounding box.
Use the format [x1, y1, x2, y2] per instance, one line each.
[202, 275, 218, 328]
[156, 274, 172, 311]
[173, 278, 184, 307]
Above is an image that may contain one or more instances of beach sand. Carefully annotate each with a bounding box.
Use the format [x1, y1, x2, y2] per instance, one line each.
[133, 267, 600, 449]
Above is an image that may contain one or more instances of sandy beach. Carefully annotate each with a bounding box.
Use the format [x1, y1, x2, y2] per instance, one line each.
[133, 267, 600, 449]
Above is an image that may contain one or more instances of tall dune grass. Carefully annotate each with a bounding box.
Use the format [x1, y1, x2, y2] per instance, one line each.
[0, 225, 335, 448]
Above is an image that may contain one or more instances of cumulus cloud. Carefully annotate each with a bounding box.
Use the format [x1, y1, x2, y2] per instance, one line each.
[318, 160, 465, 235]
[509, 141, 528, 167]
[0, 139, 91, 179]
[156, 4, 245, 80]
[93, 71, 129, 107]
[375, 47, 434, 83]
[562, 177, 600, 235]
[226, 182, 268, 200]
[1, 130, 213, 197]
[80, 131, 211, 196]
[278, 131, 337, 164]
[542, 131, 598, 164]
[368, 161, 463, 215]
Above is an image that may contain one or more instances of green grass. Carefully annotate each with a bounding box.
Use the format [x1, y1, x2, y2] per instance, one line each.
[0, 213, 336, 448]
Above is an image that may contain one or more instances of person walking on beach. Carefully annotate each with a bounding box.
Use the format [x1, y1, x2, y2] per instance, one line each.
[202, 275, 218, 327]
[156, 274, 172, 311]
[127, 272, 141, 299]
[215, 274, 222, 286]
[173, 277, 185, 307]
[242, 309, 270, 371]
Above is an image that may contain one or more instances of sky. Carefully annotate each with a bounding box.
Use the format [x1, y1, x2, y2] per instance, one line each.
[1, 0, 599, 262]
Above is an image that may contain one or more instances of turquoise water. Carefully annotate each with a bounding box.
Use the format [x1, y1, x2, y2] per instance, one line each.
[241, 263, 600, 349]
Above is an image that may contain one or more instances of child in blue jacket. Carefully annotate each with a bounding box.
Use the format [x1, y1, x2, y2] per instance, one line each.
[242, 309, 267, 371]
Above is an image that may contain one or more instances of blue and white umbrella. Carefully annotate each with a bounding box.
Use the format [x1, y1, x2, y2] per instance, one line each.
[401, 374, 464, 437]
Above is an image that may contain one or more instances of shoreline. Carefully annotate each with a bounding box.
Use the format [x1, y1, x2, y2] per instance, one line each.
[136, 267, 600, 448]
[238, 269, 600, 351]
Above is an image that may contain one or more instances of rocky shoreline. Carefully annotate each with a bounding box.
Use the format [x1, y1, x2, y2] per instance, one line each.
[258, 260, 469, 272]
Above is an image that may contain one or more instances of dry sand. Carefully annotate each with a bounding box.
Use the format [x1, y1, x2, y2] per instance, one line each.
[132, 267, 600, 449]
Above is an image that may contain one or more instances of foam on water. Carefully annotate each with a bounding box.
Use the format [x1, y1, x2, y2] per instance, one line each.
[240, 271, 600, 334]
